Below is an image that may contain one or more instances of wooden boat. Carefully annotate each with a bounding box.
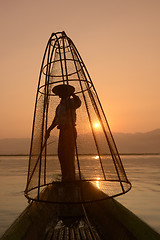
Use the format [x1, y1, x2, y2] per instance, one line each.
[1, 181, 160, 240]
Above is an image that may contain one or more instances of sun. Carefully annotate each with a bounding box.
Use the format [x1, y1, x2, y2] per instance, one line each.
[93, 122, 101, 129]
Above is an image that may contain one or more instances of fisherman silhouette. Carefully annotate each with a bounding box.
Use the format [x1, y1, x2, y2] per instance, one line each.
[46, 84, 81, 181]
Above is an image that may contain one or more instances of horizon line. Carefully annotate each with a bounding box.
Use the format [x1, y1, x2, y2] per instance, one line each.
[0, 153, 160, 157]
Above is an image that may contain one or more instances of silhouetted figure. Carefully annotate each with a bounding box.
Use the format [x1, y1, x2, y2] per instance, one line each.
[46, 84, 81, 181]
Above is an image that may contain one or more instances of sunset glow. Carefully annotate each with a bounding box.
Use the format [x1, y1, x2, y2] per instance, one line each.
[1, 1, 160, 138]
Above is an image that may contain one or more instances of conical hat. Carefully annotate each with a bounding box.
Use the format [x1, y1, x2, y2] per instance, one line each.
[52, 84, 75, 97]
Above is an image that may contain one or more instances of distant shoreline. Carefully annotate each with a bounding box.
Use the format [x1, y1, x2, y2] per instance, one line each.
[0, 153, 160, 157]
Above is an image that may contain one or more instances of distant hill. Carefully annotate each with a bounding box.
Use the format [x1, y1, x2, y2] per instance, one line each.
[113, 129, 160, 154]
[0, 129, 159, 155]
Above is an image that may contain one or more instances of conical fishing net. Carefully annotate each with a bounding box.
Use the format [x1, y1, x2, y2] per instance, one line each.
[25, 32, 131, 203]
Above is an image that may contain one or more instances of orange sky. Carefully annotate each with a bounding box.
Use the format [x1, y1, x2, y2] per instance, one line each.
[0, 0, 160, 138]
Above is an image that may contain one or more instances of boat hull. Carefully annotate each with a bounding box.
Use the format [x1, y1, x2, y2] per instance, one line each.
[1, 182, 160, 240]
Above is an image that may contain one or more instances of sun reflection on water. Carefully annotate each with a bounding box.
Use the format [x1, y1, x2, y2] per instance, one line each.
[96, 177, 100, 189]
[93, 155, 99, 160]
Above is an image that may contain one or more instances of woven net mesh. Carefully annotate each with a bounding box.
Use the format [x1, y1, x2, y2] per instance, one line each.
[25, 32, 131, 203]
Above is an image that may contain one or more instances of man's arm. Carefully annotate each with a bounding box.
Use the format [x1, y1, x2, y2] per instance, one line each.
[72, 94, 81, 108]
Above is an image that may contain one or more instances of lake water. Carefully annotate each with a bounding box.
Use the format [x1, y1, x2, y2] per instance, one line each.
[0, 155, 160, 236]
